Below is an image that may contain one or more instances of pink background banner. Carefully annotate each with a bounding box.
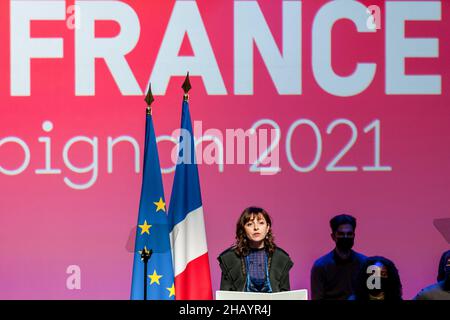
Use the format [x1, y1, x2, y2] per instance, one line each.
[0, 0, 448, 299]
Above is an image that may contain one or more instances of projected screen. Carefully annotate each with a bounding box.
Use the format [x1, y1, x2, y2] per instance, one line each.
[0, 0, 448, 299]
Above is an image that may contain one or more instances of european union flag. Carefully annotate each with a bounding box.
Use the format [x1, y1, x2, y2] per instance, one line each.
[131, 102, 175, 300]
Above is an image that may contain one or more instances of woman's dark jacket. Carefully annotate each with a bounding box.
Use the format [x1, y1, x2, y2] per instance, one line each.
[217, 246, 294, 292]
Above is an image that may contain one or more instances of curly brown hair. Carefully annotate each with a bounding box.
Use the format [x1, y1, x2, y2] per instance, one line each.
[234, 206, 276, 257]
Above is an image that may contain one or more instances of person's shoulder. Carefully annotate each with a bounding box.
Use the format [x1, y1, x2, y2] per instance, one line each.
[353, 251, 367, 262]
[312, 251, 334, 268]
[420, 282, 443, 294]
[273, 246, 294, 268]
[274, 246, 291, 258]
[413, 282, 442, 300]
[218, 246, 238, 260]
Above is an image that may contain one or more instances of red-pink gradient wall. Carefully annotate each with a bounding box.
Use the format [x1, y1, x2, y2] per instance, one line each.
[0, 0, 448, 299]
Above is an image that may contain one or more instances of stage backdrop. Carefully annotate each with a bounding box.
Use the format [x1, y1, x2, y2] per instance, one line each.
[0, 0, 448, 299]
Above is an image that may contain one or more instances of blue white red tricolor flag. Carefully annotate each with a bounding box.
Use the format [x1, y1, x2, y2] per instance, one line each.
[168, 99, 213, 300]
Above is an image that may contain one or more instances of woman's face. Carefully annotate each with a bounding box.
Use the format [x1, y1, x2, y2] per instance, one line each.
[244, 213, 270, 248]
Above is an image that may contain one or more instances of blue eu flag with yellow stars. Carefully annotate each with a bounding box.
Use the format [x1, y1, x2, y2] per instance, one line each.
[131, 98, 175, 300]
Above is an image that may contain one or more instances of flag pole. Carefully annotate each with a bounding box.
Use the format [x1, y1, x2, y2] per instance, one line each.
[141, 84, 155, 301]
[140, 248, 152, 300]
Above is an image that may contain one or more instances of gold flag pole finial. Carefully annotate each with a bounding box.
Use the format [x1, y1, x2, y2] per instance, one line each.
[182, 72, 192, 102]
[145, 83, 155, 115]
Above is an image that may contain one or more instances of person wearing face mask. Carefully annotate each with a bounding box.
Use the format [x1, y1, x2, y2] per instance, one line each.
[217, 206, 293, 292]
[349, 256, 403, 300]
[310, 214, 367, 300]
[413, 250, 450, 300]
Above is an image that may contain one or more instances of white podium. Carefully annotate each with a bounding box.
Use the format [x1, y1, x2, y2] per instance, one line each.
[215, 289, 308, 300]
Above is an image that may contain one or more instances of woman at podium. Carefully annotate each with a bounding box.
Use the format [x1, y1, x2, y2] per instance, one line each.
[217, 206, 293, 292]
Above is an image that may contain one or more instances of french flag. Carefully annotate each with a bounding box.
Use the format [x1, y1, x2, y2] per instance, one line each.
[168, 97, 213, 300]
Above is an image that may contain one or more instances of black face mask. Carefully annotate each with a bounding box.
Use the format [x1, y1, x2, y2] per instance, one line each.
[369, 278, 388, 297]
[369, 288, 383, 297]
[336, 237, 354, 251]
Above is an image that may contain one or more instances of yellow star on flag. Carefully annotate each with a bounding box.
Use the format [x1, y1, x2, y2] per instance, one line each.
[153, 197, 166, 212]
[148, 270, 163, 285]
[167, 283, 175, 298]
[138, 220, 152, 235]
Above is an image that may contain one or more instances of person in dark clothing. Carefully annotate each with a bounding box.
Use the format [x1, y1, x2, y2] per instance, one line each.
[349, 256, 403, 300]
[414, 250, 450, 300]
[436, 250, 450, 282]
[310, 214, 366, 300]
[217, 206, 293, 292]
